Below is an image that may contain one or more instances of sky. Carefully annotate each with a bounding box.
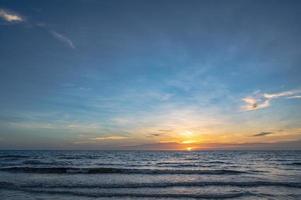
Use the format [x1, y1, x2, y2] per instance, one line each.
[0, 0, 301, 150]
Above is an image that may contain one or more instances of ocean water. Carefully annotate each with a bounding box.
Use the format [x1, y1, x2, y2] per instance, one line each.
[0, 151, 300, 200]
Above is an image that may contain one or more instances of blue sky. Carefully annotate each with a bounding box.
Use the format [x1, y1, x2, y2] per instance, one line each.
[0, 0, 301, 150]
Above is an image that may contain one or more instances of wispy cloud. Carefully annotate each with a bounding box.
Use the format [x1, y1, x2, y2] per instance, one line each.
[253, 132, 273, 137]
[91, 136, 128, 140]
[241, 89, 301, 111]
[150, 133, 161, 137]
[0, 9, 23, 23]
[287, 95, 301, 99]
[0, 8, 75, 49]
[242, 96, 270, 111]
[264, 90, 301, 99]
[7, 120, 102, 131]
[50, 30, 76, 49]
[73, 135, 129, 145]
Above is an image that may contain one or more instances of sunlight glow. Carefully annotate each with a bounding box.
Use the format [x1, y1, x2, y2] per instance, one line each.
[181, 140, 197, 144]
[186, 147, 192, 151]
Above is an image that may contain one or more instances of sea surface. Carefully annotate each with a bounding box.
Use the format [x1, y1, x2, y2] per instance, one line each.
[0, 150, 300, 200]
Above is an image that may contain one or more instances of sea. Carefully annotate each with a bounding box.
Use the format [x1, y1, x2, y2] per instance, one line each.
[0, 150, 300, 200]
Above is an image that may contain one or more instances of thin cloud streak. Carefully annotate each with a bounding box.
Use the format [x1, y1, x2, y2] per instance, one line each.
[242, 89, 301, 111]
[92, 136, 128, 140]
[287, 95, 301, 99]
[253, 132, 273, 137]
[50, 30, 76, 49]
[70, 135, 128, 145]
[0, 8, 75, 50]
[0, 9, 23, 22]
[150, 133, 161, 137]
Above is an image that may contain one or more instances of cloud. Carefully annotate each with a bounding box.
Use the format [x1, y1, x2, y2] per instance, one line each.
[150, 133, 161, 137]
[287, 95, 301, 99]
[126, 142, 184, 150]
[253, 132, 273, 137]
[0, 9, 23, 23]
[50, 30, 76, 49]
[0, 8, 75, 50]
[242, 96, 270, 111]
[241, 89, 301, 111]
[158, 129, 173, 132]
[150, 129, 173, 137]
[92, 136, 127, 141]
[6, 120, 102, 131]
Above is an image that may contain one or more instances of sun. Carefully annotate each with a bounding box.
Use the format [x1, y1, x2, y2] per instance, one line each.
[186, 147, 193, 151]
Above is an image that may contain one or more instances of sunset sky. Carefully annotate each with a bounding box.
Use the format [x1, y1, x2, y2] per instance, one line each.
[0, 0, 301, 150]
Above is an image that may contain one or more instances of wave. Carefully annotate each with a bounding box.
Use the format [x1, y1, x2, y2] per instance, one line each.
[22, 160, 71, 165]
[0, 155, 29, 159]
[287, 162, 301, 166]
[0, 183, 253, 199]
[155, 161, 228, 168]
[5, 180, 300, 189]
[206, 161, 228, 164]
[22, 191, 254, 199]
[156, 163, 201, 167]
[0, 167, 247, 175]
[57, 155, 100, 160]
[22, 160, 44, 165]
